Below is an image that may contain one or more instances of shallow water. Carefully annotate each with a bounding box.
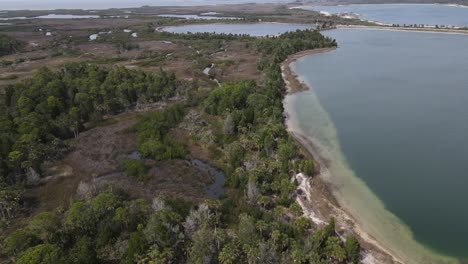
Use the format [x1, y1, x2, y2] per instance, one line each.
[203, 64, 213, 75]
[0, 16, 27, 20]
[200, 12, 223, 15]
[163, 23, 314, 37]
[301, 4, 468, 27]
[126, 152, 225, 199]
[34, 14, 100, 19]
[191, 159, 225, 199]
[89, 34, 98, 41]
[286, 28, 468, 263]
[0, 14, 99, 20]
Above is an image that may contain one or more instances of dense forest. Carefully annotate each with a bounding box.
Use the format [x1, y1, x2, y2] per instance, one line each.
[0, 64, 177, 223]
[0, 34, 24, 56]
[0, 29, 363, 263]
[137, 104, 187, 161]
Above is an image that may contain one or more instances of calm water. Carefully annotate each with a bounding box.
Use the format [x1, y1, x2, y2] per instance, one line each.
[34, 14, 100, 19]
[126, 153, 225, 198]
[163, 23, 314, 36]
[157, 14, 240, 20]
[191, 159, 225, 199]
[302, 4, 468, 26]
[286, 28, 468, 263]
[0, 14, 99, 20]
[0, 0, 291, 10]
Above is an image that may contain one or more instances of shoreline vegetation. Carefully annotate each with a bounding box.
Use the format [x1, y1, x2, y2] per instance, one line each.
[281, 47, 405, 264]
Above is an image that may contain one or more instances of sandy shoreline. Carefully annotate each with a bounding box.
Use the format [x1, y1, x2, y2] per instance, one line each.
[337, 24, 468, 35]
[158, 21, 468, 38]
[281, 47, 336, 94]
[282, 48, 404, 264]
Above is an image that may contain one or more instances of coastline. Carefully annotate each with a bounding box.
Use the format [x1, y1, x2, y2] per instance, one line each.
[282, 48, 404, 264]
[281, 47, 336, 94]
[158, 21, 468, 37]
[337, 24, 468, 35]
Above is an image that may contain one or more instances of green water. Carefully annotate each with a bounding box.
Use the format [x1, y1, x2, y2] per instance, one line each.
[285, 29, 468, 263]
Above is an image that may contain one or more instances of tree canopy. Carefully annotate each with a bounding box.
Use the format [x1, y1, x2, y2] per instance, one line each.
[0, 34, 24, 56]
[1, 28, 359, 264]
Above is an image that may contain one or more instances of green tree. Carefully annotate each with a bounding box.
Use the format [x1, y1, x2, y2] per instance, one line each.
[237, 214, 257, 245]
[27, 212, 61, 243]
[324, 236, 346, 262]
[218, 241, 241, 264]
[0, 184, 23, 221]
[68, 236, 98, 264]
[113, 199, 151, 232]
[64, 201, 92, 234]
[122, 159, 148, 181]
[0, 34, 24, 56]
[144, 209, 183, 249]
[345, 235, 360, 264]
[188, 226, 217, 264]
[16, 244, 64, 264]
[126, 228, 148, 264]
[3, 228, 41, 256]
[294, 216, 312, 230]
[137, 246, 174, 264]
[302, 160, 315, 176]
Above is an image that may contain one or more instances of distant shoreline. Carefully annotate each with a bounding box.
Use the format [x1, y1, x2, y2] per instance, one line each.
[291, 3, 468, 34]
[337, 24, 468, 35]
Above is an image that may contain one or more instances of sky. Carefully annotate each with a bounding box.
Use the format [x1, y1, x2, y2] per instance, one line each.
[0, 0, 294, 10]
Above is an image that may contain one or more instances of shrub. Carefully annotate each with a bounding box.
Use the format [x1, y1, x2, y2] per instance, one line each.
[302, 160, 315, 176]
[123, 159, 148, 181]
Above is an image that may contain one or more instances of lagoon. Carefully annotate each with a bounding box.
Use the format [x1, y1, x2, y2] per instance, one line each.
[163, 23, 314, 36]
[34, 14, 100, 19]
[285, 28, 468, 263]
[0, 0, 292, 11]
[301, 4, 468, 27]
[0, 14, 100, 20]
[157, 14, 240, 20]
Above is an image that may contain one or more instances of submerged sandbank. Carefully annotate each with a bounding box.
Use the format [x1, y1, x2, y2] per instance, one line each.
[282, 47, 460, 264]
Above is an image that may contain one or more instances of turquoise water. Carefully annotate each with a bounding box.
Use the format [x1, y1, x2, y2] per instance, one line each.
[301, 4, 468, 26]
[163, 23, 314, 36]
[287, 28, 468, 263]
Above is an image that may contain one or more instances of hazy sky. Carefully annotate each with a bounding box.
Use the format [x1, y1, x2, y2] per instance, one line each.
[0, 0, 293, 10]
